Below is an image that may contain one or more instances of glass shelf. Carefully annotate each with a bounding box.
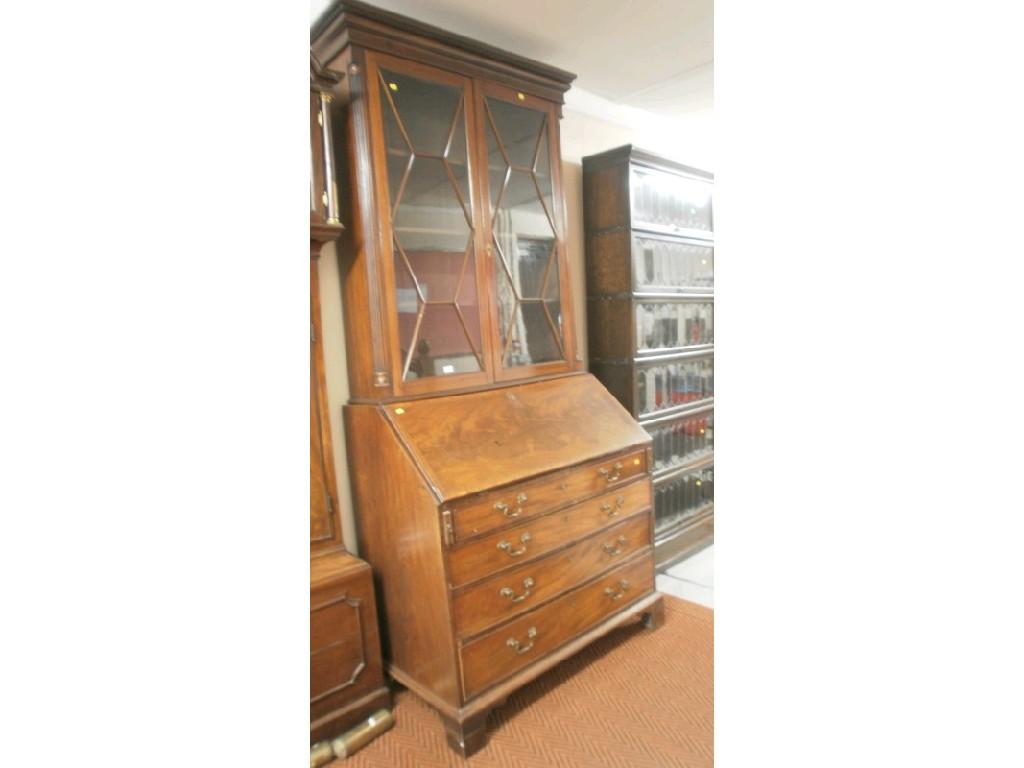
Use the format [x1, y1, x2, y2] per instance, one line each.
[632, 235, 713, 293]
[636, 354, 713, 418]
[635, 300, 713, 354]
[644, 408, 713, 475]
[631, 164, 712, 234]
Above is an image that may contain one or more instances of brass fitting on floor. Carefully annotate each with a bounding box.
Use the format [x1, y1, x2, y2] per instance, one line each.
[310, 709, 394, 766]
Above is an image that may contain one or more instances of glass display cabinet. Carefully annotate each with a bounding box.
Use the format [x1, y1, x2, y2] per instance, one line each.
[313, 3, 661, 758]
[583, 145, 714, 568]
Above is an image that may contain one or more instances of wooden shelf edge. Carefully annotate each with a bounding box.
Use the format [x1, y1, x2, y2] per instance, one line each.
[655, 513, 713, 571]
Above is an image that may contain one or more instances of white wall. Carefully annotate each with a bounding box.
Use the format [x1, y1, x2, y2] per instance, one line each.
[319, 95, 713, 554]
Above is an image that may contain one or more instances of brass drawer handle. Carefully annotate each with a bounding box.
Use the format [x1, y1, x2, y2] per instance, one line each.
[496, 532, 531, 557]
[604, 579, 631, 601]
[600, 496, 626, 517]
[597, 462, 623, 483]
[493, 501, 515, 517]
[506, 626, 537, 655]
[494, 492, 528, 518]
[499, 577, 535, 603]
[603, 535, 628, 556]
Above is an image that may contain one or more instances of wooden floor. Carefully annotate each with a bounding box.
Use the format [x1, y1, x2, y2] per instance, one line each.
[330, 594, 713, 767]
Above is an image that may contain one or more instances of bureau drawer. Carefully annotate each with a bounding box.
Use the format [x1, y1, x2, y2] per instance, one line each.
[459, 551, 655, 699]
[447, 478, 651, 588]
[452, 512, 652, 640]
[448, 449, 648, 543]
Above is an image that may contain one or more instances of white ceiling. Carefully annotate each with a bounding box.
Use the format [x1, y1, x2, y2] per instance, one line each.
[310, 0, 713, 119]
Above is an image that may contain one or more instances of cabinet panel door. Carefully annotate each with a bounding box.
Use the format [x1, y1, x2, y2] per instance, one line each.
[311, 262, 339, 549]
[367, 53, 494, 394]
[476, 85, 576, 380]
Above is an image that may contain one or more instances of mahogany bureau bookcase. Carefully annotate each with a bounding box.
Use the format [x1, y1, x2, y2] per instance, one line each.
[309, 56, 390, 751]
[312, 1, 665, 757]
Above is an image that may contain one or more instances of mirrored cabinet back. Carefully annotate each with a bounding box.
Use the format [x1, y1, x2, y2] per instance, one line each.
[312, 1, 664, 757]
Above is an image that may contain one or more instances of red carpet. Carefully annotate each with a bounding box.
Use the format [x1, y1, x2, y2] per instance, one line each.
[332, 595, 713, 767]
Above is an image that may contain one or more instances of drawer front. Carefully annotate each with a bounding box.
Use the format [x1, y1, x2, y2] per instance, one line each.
[310, 576, 382, 709]
[448, 449, 647, 543]
[452, 512, 651, 639]
[459, 551, 655, 699]
[447, 478, 651, 588]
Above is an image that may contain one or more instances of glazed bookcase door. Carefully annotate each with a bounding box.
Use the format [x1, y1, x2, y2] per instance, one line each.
[476, 85, 575, 381]
[367, 53, 494, 395]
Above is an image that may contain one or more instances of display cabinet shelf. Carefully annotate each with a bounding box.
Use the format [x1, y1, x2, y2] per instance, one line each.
[583, 145, 714, 569]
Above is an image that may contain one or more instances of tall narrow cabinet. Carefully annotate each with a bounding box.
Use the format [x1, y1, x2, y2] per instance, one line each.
[583, 145, 714, 568]
[310, 55, 390, 748]
[312, 1, 663, 757]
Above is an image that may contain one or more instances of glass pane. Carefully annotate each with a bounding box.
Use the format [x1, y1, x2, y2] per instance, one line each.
[631, 165, 712, 233]
[654, 465, 714, 532]
[635, 301, 713, 352]
[487, 98, 545, 167]
[533, 130, 554, 224]
[446, 103, 471, 212]
[487, 97, 564, 367]
[543, 259, 563, 345]
[645, 410, 713, 473]
[484, 114, 508, 215]
[636, 355, 713, 417]
[513, 302, 561, 365]
[379, 67, 483, 382]
[406, 304, 481, 380]
[632, 236, 713, 292]
[456, 266, 483, 354]
[495, 262, 517, 352]
[392, 157, 469, 250]
[380, 92, 411, 207]
[380, 69, 461, 156]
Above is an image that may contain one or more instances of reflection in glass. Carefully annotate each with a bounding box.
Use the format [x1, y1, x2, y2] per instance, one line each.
[645, 411, 714, 473]
[632, 237, 713, 292]
[636, 356, 713, 417]
[654, 465, 714, 532]
[379, 68, 483, 380]
[635, 301, 713, 352]
[486, 97, 564, 367]
[631, 166, 712, 233]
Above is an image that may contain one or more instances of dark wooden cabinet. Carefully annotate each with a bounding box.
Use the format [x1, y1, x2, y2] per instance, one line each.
[310, 59, 390, 748]
[583, 145, 715, 568]
[312, 2, 663, 757]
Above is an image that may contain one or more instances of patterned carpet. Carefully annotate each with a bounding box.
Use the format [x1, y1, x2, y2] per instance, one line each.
[331, 595, 713, 767]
